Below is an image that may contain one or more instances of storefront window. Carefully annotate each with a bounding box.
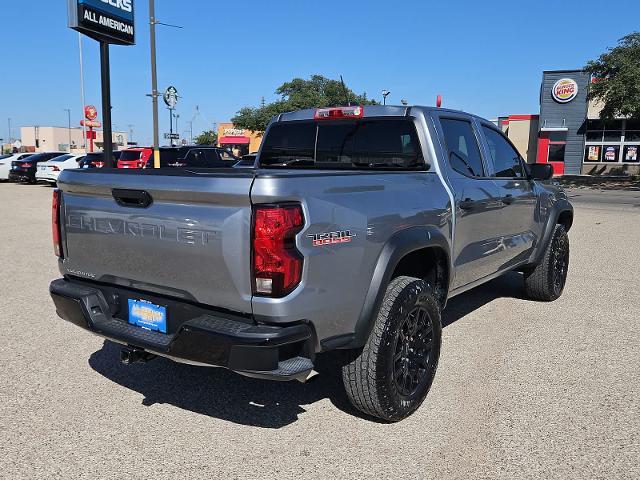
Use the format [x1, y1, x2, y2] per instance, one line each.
[623, 145, 639, 162]
[548, 144, 566, 162]
[583, 119, 639, 163]
[624, 131, 640, 142]
[584, 145, 601, 162]
[586, 131, 603, 141]
[603, 130, 623, 142]
[602, 145, 620, 162]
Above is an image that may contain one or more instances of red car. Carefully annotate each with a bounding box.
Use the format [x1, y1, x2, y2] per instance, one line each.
[117, 147, 153, 169]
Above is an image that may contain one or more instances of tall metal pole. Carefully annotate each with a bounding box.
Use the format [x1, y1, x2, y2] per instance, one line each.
[78, 33, 87, 152]
[149, 0, 160, 167]
[64, 108, 71, 152]
[169, 108, 173, 146]
[100, 42, 113, 167]
[7, 118, 11, 144]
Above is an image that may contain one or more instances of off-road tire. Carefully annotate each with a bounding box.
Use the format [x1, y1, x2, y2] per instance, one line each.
[342, 276, 442, 422]
[524, 224, 570, 301]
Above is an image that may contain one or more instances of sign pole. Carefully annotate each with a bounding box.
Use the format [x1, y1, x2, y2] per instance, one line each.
[149, 0, 160, 167]
[169, 107, 173, 146]
[100, 42, 113, 168]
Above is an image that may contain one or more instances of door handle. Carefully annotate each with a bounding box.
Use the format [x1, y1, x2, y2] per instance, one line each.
[501, 194, 514, 205]
[112, 189, 153, 208]
[459, 198, 475, 210]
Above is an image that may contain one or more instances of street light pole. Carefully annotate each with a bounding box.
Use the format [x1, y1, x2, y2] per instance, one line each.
[382, 90, 390, 105]
[149, 0, 160, 167]
[64, 108, 71, 152]
[7, 118, 11, 144]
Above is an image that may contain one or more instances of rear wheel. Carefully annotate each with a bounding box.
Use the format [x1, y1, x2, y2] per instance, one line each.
[342, 276, 442, 422]
[524, 224, 569, 301]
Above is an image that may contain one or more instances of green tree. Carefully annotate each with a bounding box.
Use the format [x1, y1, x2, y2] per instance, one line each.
[194, 130, 218, 145]
[232, 75, 378, 132]
[585, 32, 640, 119]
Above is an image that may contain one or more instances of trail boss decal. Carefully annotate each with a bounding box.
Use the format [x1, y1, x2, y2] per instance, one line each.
[308, 230, 356, 247]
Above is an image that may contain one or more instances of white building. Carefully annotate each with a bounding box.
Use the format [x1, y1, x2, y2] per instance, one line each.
[20, 126, 129, 154]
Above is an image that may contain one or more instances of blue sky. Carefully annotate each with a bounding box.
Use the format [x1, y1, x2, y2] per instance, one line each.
[2, 0, 639, 145]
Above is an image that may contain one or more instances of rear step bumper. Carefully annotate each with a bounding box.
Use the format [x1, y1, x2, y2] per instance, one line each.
[49, 278, 315, 381]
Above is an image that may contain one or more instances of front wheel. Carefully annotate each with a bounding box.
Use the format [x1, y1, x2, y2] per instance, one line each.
[342, 276, 442, 422]
[524, 224, 570, 301]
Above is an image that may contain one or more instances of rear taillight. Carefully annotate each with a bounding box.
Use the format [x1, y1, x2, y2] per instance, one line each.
[52, 189, 62, 257]
[252, 205, 304, 297]
[22, 162, 33, 168]
[92, 161, 104, 168]
[52, 166, 60, 172]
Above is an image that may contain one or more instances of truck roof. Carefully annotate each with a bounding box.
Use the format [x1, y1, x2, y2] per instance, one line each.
[275, 105, 489, 123]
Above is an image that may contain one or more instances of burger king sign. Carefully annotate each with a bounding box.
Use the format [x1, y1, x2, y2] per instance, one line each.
[552, 78, 578, 103]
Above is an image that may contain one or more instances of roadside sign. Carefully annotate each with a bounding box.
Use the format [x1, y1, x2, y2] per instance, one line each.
[67, 0, 135, 45]
[84, 105, 98, 120]
[164, 133, 180, 140]
[163, 86, 179, 108]
[81, 120, 102, 128]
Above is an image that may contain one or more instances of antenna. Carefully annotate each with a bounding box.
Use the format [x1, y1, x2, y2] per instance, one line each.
[339, 75, 351, 106]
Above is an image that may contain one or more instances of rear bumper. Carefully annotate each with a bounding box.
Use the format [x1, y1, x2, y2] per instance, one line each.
[36, 172, 57, 182]
[8, 171, 33, 182]
[49, 278, 315, 381]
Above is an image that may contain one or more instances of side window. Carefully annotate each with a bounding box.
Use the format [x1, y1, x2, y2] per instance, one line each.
[186, 149, 207, 167]
[482, 126, 524, 178]
[439, 118, 485, 177]
[219, 150, 236, 162]
[203, 149, 222, 165]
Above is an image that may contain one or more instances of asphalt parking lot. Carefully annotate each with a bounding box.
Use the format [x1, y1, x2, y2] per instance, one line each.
[1, 182, 638, 479]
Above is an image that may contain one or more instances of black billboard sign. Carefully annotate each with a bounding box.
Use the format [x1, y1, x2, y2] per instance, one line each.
[68, 0, 135, 45]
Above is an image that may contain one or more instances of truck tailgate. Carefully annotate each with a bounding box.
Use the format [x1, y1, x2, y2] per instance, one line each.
[57, 170, 254, 314]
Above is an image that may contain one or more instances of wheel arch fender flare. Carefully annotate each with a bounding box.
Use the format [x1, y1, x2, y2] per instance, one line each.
[530, 198, 573, 265]
[349, 226, 451, 348]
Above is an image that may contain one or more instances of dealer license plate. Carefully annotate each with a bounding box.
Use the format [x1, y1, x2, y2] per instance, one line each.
[128, 299, 167, 333]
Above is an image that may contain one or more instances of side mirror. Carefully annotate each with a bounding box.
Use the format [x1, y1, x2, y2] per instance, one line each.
[529, 163, 553, 181]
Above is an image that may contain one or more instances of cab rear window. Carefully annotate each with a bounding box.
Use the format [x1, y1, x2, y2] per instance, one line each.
[260, 119, 424, 169]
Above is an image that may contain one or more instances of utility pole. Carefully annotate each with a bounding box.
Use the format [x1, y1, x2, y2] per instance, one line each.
[64, 109, 71, 152]
[7, 118, 11, 144]
[174, 113, 180, 144]
[149, 0, 160, 167]
[128, 124, 134, 145]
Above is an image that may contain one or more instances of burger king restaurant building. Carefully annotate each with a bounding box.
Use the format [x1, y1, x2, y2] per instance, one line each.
[500, 69, 640, 176]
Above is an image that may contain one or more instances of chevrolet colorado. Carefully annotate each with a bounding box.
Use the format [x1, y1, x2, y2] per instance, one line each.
[49, 105, 573, 421]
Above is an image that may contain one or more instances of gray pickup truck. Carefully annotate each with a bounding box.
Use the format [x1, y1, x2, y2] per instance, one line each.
[49, 105, 573, 421]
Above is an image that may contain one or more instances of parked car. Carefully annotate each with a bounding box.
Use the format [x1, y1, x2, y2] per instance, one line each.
[117, 147, 153, 169]
[35, 154, 85, 184]
[0, 153, 34, 180]
[8, 152, 67, 183]
[160, 146, 239, 168]
[78, 151, 121, 168]
[115, 146, 239, 169]
[50, 105, 573, 421]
